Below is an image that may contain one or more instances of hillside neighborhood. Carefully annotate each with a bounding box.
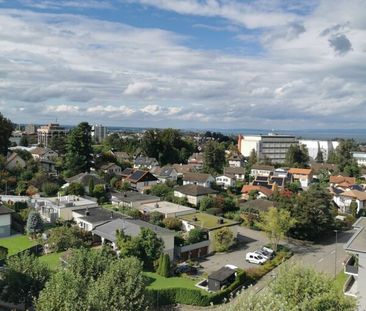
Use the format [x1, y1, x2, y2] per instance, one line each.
[0, 117, 364, 310]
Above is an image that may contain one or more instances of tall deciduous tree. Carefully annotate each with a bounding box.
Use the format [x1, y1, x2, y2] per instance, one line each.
[256, 207, 296, 251]
[64, 122, 93, 175]
[212, 227, 234, 252]
[0, 253, 50, 309]
[203, 141, 226, 174]
[0, 113, 14, 156]
[285, 144, 309, 168]
[87, 257, 147, 311]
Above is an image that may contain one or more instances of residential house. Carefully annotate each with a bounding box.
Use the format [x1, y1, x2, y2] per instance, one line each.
[112, 151, 130, 163]
[310, 162, 338, 179]
[183, 172, 215, 188]
[64, 172, 104, 194]
[100, 163, 122, 175]
[333, 189, 366, 214]
[330, 176, 357, 187]
[215, 174, 235, 189]
[0, 204, 14, 237]
[172, 164, 196, 177]
[30, 147, 58, 161]
[39, 159, 57, 175]
[133, 156, 159, 169]
[139, 201, 196, 218]
[352, 152, 366, 167]
[250, 164, 274, 178]
[239, 199, 275, 213]
[343, 217, 366, 309]
[288, 168, 313, 188]
[188, 153, 204, 169]
[178, 212, 240, 253]
[224, 167, 245, 181]
[123, 169, 159, 192]
[72, 207, 125, 231]
[35, 195, 98, 223]
[151, 166, 178, 183]
[174, 184, 218, 207]
[241, 185, 273, 199]
[92, 218, 175, 260]
[111, 191, 160, 208]
[227, 153, 244, 167]
[5, 152, 26, 171]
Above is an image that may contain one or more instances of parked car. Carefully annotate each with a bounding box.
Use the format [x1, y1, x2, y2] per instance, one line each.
[174, 263, 198, 275]
[255, 247, 275, 260]
[224, 264, 238, 270]
[246, 252, 267, 265]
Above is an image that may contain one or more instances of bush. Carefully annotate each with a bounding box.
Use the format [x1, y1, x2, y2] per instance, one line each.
[162, 218, 182, 231]
[206, 208, 223, 216]
[26, 211, 44, 236]
[0, 246, 8, 260]
[41, 182, 60, 197]
[66, 182, 85, 196]
[212, 227, 233, 252]
[186, 228, 206, 244]
[149, 211, 164, 226]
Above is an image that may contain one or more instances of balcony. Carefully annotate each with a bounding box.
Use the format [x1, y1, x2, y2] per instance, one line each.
[343, 275, 358, 298]
[344, 255, 358, 276]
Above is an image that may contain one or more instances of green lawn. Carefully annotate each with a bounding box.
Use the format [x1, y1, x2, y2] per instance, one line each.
[144, 272, 203, 291]
[39, 252, 66, 271]
[0, 235, 38, 256]
[178, 212, 238, 230]
[334, 271, 348, 293]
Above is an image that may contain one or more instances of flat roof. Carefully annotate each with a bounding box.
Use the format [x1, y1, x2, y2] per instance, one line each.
[208, 267, 235, 282]
[344, 217, 366, 254]
[111, 191, 160, 203]
[140, 201, 196, 214]
[73, 207, 126, 224]
[178, 212, 239, 230]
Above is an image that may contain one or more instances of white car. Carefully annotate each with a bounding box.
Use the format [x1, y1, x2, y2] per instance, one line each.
[225, 264, 238, 270]
[246, 252, 267, 265]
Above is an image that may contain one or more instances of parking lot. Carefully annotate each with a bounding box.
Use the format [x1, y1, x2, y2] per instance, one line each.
[198, 227, 270, 273]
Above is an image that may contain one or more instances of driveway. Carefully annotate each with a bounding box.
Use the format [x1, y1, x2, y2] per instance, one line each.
[198, 227, 270, 273]
[198, 226, 352, 276]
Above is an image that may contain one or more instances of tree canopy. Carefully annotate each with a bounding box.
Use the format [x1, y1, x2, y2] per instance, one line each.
[0, 113, 14, 156]
[285, 144, 309, 168]
[203, 140, 226, 174]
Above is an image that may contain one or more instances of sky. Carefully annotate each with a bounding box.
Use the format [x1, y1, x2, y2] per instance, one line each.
[0, 0, 365, 130]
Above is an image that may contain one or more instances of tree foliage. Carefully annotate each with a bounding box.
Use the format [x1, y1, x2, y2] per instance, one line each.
[41, 182, 60, 196]
[329, 139, 360, 177]
[0, 253, 50, 308]
[0, 113, 14, 156]
[46, 226, 88, 252]
[162, 217, 182, 231]
[285, 144, 309, 168]
[222, 264, 356, 311]
[141, 129, 194, 166]
[212, 227, 234, 252]
[256, 207, 296, 251]
[199, 196, 214, 211]
[64, 122, 93, 175]
[65, 182, 85, 196]
[203, 141, 226, 174]
[26, 211, 44, 236]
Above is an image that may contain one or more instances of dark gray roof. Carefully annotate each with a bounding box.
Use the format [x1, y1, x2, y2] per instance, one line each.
[240, 199, 274, 212]
[174, 184, 218, 196]
[121, 167, 134, 177]
[66, 173, 103, 186]
[111, 191, 160, 203]
[0, 205, 14, 215]
[73, 207, 126, 225]
[134, 156, 158, 166]
[208, 267, 235, 282]
[92, 218, 174, 242]
[183, 172, 213, 182]
[128, 170, 158, 182]
[251, 164, 275, 171]
[224, 167, 245, 175]
[344, 217, 366, 254]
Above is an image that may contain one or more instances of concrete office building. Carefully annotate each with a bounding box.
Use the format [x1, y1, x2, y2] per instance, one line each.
[353, 152, 366, 167]
[25, 124, 37, 135]
[91, 124, 107, 143]
[238, 133, 298, 164]
[37, 123, 67, 147]
[299, 139, 339, 161]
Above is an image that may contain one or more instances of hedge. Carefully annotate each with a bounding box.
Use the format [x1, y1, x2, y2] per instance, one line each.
[146, 248, 293, 307]
[146, 270, 250, 307]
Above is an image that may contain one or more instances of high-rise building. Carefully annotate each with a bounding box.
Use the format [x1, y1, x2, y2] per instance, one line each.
[238, 133, 298, 164]
[91, 124, 107, 143]
[25, 124, 37, 135]
[37, 123, 67, 147]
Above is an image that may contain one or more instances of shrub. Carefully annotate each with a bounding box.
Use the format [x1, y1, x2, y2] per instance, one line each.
[26, 211, 44, 236]
[162, 218, 182, 231]
[0, 246, 8, 260]
[212, 227, 233, 252]
[41, 182, 60, 197]
[186, 228, 206, 244]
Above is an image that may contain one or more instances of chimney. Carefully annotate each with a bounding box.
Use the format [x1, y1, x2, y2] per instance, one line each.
[110, 211, 114, 219]
[218, 218, 224, 224]
[85, 208, 90, 216]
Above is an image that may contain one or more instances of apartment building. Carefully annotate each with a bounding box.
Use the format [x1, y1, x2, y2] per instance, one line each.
[37, 123, 67, 147]
[91, 124, 107, 143]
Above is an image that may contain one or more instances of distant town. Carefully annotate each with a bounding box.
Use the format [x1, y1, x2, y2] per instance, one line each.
[0, 114, 364, 310]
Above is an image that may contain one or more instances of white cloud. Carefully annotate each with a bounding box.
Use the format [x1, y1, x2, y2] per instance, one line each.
[45, 104, 80, 113]
[140, 105, 161, 115]
[123, 82, 154, 96]
[86, 105, 135, 116]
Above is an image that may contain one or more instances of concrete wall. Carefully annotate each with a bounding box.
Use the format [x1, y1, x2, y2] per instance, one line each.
[359, 252, 366, 310]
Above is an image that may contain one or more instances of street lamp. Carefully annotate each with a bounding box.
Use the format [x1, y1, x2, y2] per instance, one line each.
[334, 229, 338, 278]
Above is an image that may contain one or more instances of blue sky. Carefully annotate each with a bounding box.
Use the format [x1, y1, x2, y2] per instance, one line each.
[0, 0, 365, 129]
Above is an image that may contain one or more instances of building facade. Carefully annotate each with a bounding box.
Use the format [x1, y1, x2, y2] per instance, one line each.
[238, 133, 298, 164]
[91, 124, 107, 143]
[353, 152, 366, 167]
[299, 139, 339, 161]
[37, 123, 67, 147]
